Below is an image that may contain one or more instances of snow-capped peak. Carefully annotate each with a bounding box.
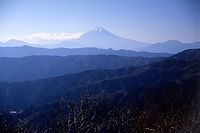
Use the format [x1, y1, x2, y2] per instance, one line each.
[92, 27, 105, 32]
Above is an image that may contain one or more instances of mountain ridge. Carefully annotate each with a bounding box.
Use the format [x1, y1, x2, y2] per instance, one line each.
[0, 55, 163, 82]
[142, 40, 200, 53]
[0, 45, 171, 58]
[1, 27, 199, 53]
[0, 49, 199, 110]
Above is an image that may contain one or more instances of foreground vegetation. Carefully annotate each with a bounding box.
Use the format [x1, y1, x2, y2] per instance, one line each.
[0, 90, 200, 133]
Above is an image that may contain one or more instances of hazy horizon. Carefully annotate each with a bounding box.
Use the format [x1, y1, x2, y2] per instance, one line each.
[0, 0, 199, 44]
[0, 27, 199, 44]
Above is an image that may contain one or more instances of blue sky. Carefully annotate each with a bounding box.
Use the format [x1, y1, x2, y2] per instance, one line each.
[0, 0, 199, 43]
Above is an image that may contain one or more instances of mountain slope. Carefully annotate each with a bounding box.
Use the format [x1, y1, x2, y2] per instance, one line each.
[142, 40, 200, 53]
[0, 45, 171, 58]
[69, 27, 149, 49]
[0, 49, 199, 110]
[0, 39, 28, 47]
[171, 48, 200, 61]
[0, 55, 162, 82]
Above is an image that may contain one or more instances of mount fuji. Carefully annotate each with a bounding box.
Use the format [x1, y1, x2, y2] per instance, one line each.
[1, 27, 199, 53]
[58, 27, 150, 49]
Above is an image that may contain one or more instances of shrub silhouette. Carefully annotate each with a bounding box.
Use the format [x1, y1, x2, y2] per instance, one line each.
[0, 89, 199, 133]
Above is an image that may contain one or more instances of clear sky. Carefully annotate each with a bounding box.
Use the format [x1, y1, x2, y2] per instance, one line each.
[0, 0, 199, 43]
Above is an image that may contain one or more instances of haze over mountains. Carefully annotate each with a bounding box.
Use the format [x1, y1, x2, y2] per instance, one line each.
[1, 27, 199, 54]
[0, 28, 200, 132]
[0, 45, 171, 58]
[0, 49, 199, 111]
[142, 40, 200, 54]
[59, 27, 149, 49]
[1, 0, 199, 131]
[0, 38, 199, 132]
[0, 55, 162, 82]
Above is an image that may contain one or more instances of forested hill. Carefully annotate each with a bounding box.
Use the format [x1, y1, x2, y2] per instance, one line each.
[0, 55, 162, 82]
[0, 49, 199, 110]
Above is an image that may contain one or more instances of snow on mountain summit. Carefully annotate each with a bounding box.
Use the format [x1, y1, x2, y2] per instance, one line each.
[92, 27, 106, 32]
[74, 27, 149, 49]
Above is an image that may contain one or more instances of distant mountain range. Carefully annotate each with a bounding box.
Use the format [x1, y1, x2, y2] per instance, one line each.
[141, 40, 200, 54]
[0, 45, 171, 58]
[0, 55, 162, 82]
[1, 27, 199, 54]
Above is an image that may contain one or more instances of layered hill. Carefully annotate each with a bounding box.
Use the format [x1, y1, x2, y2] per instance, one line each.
[0, 45, 171, 58]
[0, 49, 199, 110]
[142, 40, 200, 54]
[0, 55, 162, 82]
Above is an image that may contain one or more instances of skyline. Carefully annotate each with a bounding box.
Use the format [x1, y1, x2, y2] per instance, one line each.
[0, 0, 199, 43]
